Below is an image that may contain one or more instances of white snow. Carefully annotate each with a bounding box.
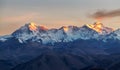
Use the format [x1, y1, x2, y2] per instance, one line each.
[9, 23, 120, 44]
[0, 35, 12, 42]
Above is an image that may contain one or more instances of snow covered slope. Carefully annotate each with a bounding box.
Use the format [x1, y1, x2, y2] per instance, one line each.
[1, 22, 119, 44]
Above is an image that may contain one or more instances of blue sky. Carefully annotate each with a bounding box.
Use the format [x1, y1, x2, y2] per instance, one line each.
[0, 0, 120, 35]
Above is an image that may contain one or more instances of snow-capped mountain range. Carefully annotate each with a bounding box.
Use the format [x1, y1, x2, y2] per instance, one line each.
[0, 22, 120, 70]
[0, 22, 120, 44]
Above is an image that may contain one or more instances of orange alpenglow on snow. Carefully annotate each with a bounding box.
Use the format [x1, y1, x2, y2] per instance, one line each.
[63, 26, 69, 32]
[40, 25, 48, 30]
[29, 22, 37, 31]
[86, 22, 104, 33]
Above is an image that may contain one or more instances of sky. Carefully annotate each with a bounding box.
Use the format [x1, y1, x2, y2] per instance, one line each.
[0, 0, 120, 35]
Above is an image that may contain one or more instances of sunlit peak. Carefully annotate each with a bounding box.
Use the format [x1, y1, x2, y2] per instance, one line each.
[28, 22, 37, 31]
[94, 22, 103, 28]
[86, 22, 103, 33]
[63, 26, 69, 32]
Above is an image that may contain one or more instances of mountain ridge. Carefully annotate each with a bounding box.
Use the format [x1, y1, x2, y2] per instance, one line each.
[0, 22, 119, 44]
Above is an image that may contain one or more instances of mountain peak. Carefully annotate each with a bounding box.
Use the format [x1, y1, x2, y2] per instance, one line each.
[61, 26, 69, 32]
[86, 22, 103, 33]
[28, 22, 37, 31]
[85, 22, 113, 34]
[93, 22, 103, 27]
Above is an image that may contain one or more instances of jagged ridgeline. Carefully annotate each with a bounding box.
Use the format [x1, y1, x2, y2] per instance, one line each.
[2, 22, 118, 44]
[0, 22, 120, 70]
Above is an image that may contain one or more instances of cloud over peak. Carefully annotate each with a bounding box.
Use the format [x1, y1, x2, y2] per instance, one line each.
[89, 9, 120, 19]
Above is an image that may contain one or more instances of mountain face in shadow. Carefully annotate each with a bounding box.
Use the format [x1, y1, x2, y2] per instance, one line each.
[11, 50, 120, 70]
[0, 38, 119, 70]
[12, 51, 93, 70]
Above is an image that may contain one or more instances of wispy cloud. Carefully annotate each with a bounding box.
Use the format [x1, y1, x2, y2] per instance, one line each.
[89, 9, 120, 19]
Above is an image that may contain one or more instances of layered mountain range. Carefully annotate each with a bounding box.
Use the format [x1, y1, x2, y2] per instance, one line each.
[0, 22, 120, 70]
